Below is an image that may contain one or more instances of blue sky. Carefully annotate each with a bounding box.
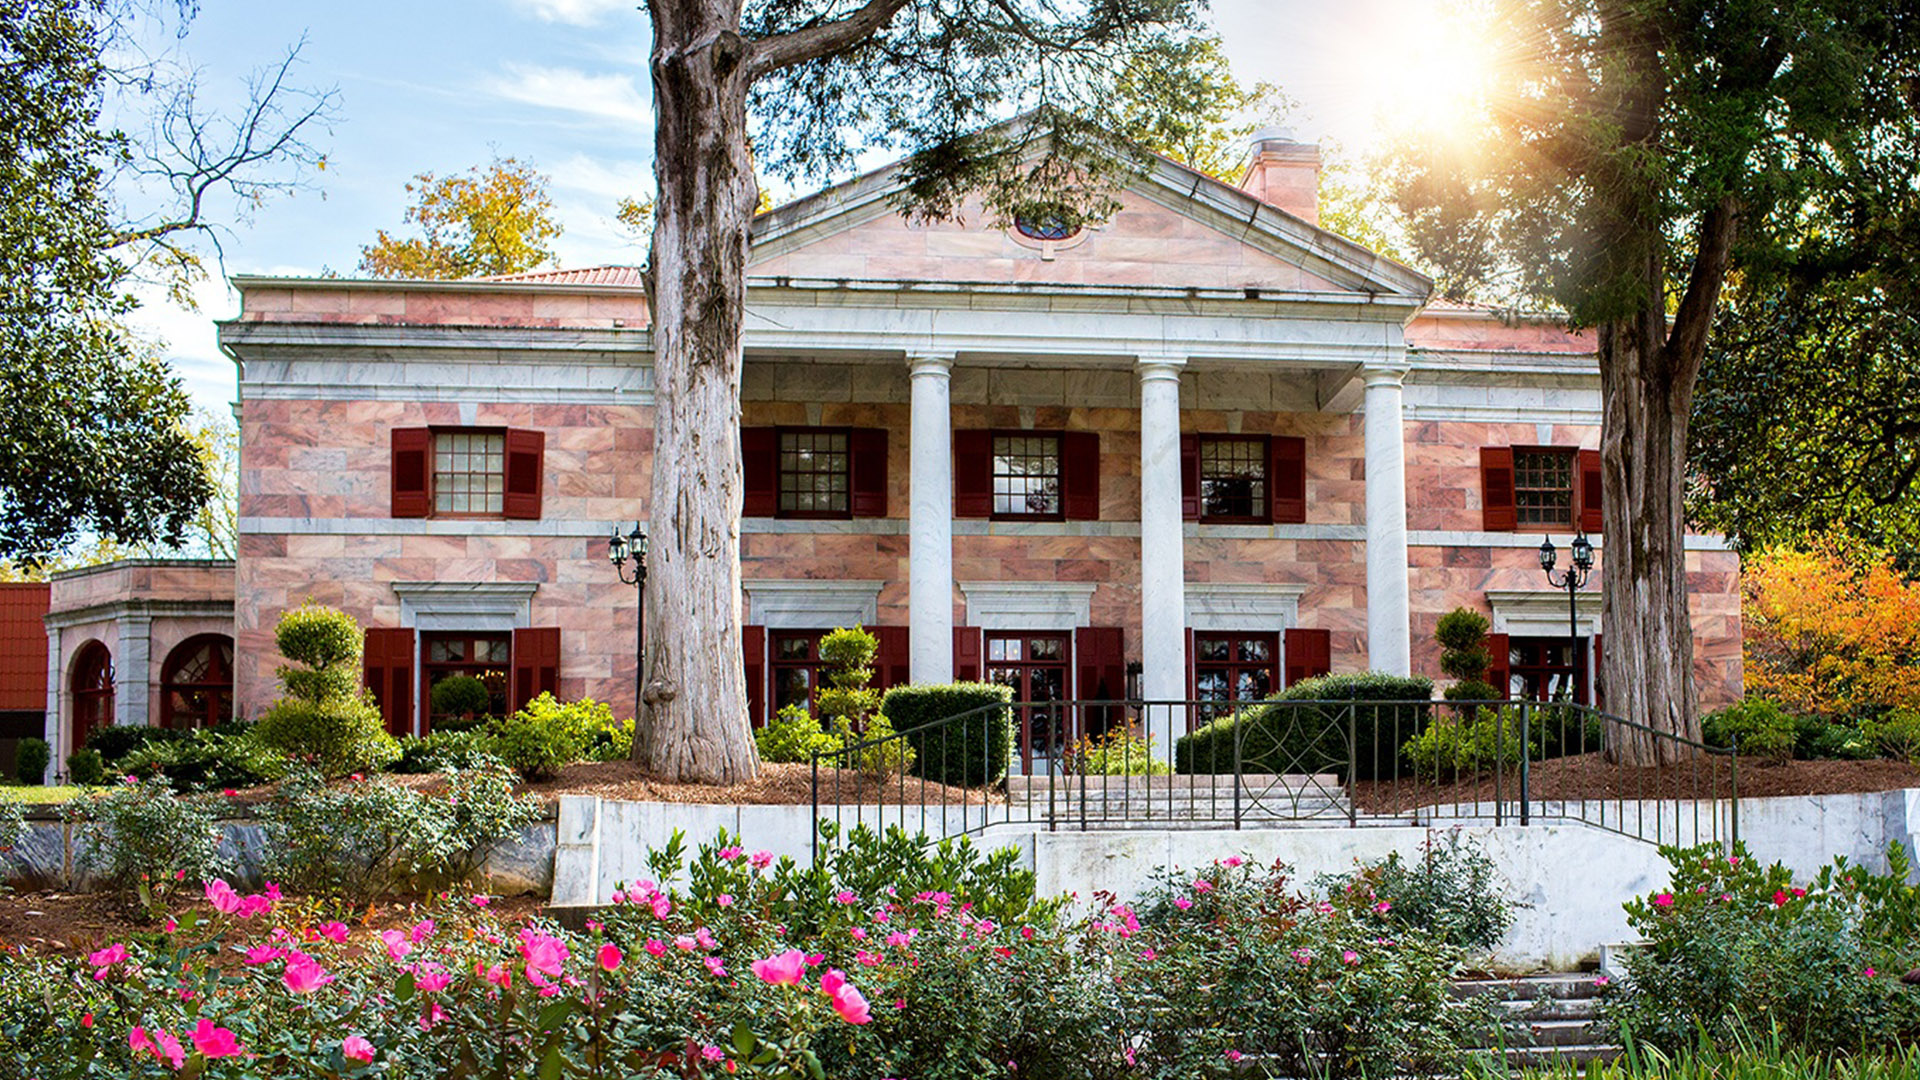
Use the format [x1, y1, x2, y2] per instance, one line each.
[131, 0, 1447, 414]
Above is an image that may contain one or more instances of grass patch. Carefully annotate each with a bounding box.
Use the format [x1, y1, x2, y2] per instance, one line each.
[0, 784, 85, 805]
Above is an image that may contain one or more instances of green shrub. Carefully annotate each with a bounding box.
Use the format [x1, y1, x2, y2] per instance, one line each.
[1175, 672, 1434, 779]
[484, 692, 602, 779]
[1861, 707, 1920, 764]
[64, 748, 105, 787]
[584, 713, 634, 761]
[1316, 831, 1513, 951]
[1605, 842, 1920, 1052]
[83, 723, 189, 763]
[832, 709, 915, 776]
[1805, 718, 1880, 761]
[1436, 607, 1502, 701]
[880, 681, 1015, 787]
[429, 674, 493, 724]
[260, 766, 542, 902]
[12, 739, 48, 786]
[390, 729, 502, 774]
[118, 724, 285, 792]
[756, 703, 842, 764]
[1703, 698, 1800, 763]
[1401, 705, 1531, 778]
[253, 604, 399, 777]
[66, 774, 227, 913]
[815, 626, 881, 732]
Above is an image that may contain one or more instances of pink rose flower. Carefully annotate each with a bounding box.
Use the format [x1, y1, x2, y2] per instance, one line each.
[820, 968, 872, 1024]
[1342, 950, 1360, 965]
[750, 850, 773, 869]
[132, 1026, 187, 1070]
[598, 944, 623, 972]
[1652, 893, 1675, 908]
[409, 918, 436, 943]
[1173, 896, 1193, 910]
[342, 1035, 375, 1064]
[835, 890, 858, 905]
[413, 963, 452, 992]
[245, 944, 287, 966]
[750, 949, 808, 986]
[87, 943, 126, 979]
[318, 921, 350, 944]
[381, 929, 413, 961]
[205, 880, 243, 915]
[645, 938, 667, 958]
[483, 963, 511, 989]
[704, 955, 727, 978]
[520, 929, 570, 984]
[190, 1018, 242, 1058]
[717, 893, 734, 907]
[283, 951, 334, 994]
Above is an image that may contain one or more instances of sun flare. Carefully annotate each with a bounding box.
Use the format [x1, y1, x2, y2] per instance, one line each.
[1356, 2, 1501, 142]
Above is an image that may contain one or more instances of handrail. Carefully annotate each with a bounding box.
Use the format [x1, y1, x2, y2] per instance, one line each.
[808, 697, 1740, 862]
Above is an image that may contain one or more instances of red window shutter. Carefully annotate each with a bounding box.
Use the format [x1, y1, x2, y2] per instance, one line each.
[1579, 448, 1603, 534]
[1480, 447, 1517, 532]
[502, 429, 546, 520]
[1486, 632, 1512, 700]
[1284, 627, 1332, 686]
[1061, 431, 1101, 521]
[953, 626, 982, 682]
[743, 624, 766, 727]
[362, 627, 415, 737]
[1074, 626, 1125, 700]
[849, 428, 890, 518]
[871, 626, 910, 690]
[953, 430, 992, 518]
[1269, 435, 1307, 524]
[1180, 434, 1201, 521]
[511, 627, 561, 713]
[390, 428, 431, 518]
[741, 427, 778, 517]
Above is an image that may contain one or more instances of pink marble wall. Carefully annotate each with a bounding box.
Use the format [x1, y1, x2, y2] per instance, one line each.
[233, 400, 652, 718]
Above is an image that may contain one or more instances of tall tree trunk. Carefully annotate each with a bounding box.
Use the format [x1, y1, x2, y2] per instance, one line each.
[635, 0, 761, 783]
[1598, 306, 1699, 767]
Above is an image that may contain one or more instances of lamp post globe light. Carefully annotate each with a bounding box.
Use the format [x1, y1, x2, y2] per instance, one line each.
[1538, 531, 1595, 705]
[609, 522, 648, 733]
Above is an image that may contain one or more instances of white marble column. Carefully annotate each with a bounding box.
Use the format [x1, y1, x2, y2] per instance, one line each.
[1138, 357, 1187, 741]
[43, 627, 61, 780]
[907, 352, 956, 684]
[1363, 363, 1412, 676]
[118, 614, 152, 728]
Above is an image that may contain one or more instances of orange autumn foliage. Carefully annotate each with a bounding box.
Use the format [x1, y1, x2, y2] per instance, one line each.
[1744, 535, 1920, 716]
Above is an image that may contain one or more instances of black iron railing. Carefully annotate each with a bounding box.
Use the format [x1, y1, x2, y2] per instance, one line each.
[809, 699, 1739, 861]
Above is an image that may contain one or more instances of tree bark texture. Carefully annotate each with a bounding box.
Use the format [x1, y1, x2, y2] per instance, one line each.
[637, 0, 762, 783]
[1593, 6, 1739, 767]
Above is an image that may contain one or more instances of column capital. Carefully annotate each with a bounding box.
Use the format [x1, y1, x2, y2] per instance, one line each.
[905, 351, 955, 377]
[1135, 355, 1186, 383]
[1361, 363, 1411, 389]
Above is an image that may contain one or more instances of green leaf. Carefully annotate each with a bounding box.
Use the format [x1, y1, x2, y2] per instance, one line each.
[537, 1045, 564, 1080]
[394, 971, 416, 1002]
[731, 1020, 755, 1058]
[536, 999, 575, 1030]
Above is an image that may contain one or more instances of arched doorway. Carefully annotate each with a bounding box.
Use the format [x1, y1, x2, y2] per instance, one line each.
[70, 641, 114, 749]
[161, 634, 234, 729]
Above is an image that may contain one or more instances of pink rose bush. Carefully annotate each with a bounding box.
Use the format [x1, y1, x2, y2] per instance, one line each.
[4, 827, 1508, 1079]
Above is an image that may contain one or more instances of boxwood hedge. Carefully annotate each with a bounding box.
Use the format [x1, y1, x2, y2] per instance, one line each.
[879, 682, 1015, 788]
[1174, 672, 1435, 780]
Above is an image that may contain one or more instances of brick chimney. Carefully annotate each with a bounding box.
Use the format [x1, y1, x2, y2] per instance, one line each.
[1237, 127, 1322, 225]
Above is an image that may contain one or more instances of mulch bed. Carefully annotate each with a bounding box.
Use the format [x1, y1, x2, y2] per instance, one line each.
[1353, 752, 1920, 816]
[517, 760, 1001, 808]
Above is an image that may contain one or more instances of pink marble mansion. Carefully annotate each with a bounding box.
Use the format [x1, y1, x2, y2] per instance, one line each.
[34, 131, 1743, 770]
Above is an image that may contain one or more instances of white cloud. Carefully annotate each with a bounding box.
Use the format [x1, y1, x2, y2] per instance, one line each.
[549, 153, 653, 202]
[508, 0, 639, 27]
[487, 63, 652, 127]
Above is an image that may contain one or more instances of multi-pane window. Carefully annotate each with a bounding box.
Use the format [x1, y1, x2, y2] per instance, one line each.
[771, 631, 827, 714]
[778, 430, 850, 516]
[422, 633, 511, 727]
[1507, 636, 1586, 704]
[433, 431, 505, 515]
[985, 633, 1071, 771]
[1513, 448, 1576, 527]
[1193, 633, 1279, 719]
[1200, 438, 1268, 521]
[992, 435, 1062, 517]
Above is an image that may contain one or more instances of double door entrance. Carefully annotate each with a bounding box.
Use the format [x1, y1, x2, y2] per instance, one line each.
[985, 631, 1075, 774]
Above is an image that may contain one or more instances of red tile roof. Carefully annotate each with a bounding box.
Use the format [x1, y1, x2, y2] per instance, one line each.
[478, 266, 646, 287]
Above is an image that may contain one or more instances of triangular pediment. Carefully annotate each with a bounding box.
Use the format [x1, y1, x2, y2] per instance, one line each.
[749, 132, 1431, 300]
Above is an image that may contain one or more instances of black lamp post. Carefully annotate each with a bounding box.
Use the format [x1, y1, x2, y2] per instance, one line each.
[609, 522, 648, 728]
[1537, 531, 1595, 704]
